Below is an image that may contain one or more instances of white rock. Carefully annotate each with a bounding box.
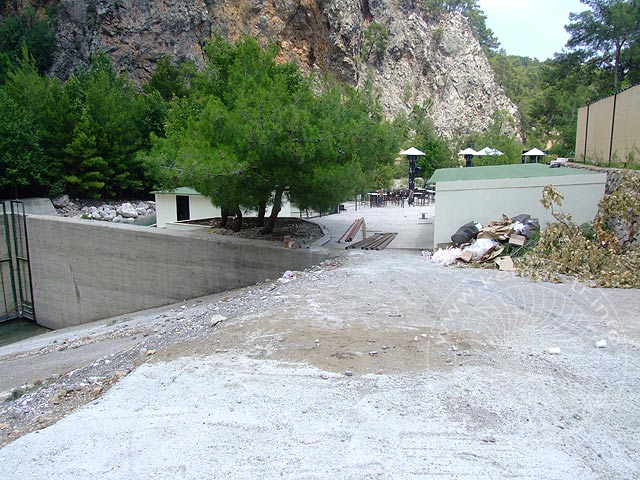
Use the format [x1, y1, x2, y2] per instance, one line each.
[135, 207, 147, 216]
[117, 203, 138, 218]
[595, 340, 607, 348]
[548, 347, 560, 354]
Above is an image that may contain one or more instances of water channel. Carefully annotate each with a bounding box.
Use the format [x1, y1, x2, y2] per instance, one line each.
[0, 318, 49, 348]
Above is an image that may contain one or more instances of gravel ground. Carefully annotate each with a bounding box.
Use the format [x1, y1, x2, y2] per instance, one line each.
[0, 250, 639, 478]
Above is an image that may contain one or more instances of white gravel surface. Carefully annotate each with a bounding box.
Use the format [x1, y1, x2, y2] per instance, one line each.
[1, 250, 639, 479]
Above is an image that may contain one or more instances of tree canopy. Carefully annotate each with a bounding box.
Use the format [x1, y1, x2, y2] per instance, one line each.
[146, 36, 404, 232]
[565, 0, 640, 90]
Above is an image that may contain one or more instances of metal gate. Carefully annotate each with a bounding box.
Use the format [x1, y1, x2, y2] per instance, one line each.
[1, 201, 36, 323]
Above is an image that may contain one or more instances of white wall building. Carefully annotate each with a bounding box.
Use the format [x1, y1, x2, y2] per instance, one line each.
[428, 164, 607, 245]
[153, 188, 291, 229]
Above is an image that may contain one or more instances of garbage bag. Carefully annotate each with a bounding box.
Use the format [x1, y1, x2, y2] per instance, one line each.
[511, 214, 531, 224]
[431, 247, 463, 266]
[521, 218, 540, 237]
[464, 238, 500, 261]
[451, 221, 480, 246]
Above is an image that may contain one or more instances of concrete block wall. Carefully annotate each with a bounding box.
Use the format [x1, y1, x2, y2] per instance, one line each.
[26, 216, 330, 329]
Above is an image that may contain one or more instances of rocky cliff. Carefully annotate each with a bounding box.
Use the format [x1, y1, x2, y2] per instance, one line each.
[16, 0, 520, 138]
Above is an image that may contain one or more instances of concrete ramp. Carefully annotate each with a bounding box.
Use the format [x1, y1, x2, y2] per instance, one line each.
[1, 198, 57, 216]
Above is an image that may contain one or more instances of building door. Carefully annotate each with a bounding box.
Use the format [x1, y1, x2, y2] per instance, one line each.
[176, 195, 190, 221]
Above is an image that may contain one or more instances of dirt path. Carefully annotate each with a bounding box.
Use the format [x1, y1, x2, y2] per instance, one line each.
[1, 250, 639, 478]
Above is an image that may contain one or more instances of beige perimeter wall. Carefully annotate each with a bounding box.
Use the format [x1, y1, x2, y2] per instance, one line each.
[575, 84, 640, 164]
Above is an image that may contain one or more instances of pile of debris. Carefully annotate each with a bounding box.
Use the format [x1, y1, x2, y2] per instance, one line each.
[431, 214, 539, 271]
[519, 182, 640, 288]
[430, 181, 640, 289]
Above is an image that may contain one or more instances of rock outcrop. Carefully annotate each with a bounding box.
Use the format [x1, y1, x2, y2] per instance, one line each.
[35, 0, 519, 138]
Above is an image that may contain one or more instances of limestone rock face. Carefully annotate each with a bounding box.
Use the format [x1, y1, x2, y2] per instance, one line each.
[43, 0, 519, 138]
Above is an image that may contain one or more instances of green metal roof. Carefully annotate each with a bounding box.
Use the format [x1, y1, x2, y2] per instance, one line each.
[427, 164, 597, 184]
[150, 187, 201, 195]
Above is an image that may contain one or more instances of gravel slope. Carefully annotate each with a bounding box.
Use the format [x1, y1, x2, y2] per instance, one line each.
[1, 250, 639, 479]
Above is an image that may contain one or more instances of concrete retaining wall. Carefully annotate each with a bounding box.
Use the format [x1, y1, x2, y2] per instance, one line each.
[26, 216, 330, 329]
[567, 162, 640, 194]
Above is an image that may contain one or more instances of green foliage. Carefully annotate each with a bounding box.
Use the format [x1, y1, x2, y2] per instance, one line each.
[144, 56, 197, 101]
[145, 36, 403, 228]
[407, 103, 454, 180]
[0, 88, 45, 197]
[565, 0, 640, 90]
[422, 0, 499, 51]
[458, 110, 523, 165]
[518, 183, 640, 288]
[1, 51, 166, 198]
[488, 53, 542, 140]
[363, 23, 389, 64]
[0, 8, 56, 78]
[5, 53, 75, 190]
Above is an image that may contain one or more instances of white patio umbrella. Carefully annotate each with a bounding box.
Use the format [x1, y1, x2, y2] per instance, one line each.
[399, 147, 426, 156]
[478, 146, 503, 156]
[523, 148, 546, 156]
[458, 147, 478, 167]
[458, 147, 479, 156]
[523, 147, 546, 164]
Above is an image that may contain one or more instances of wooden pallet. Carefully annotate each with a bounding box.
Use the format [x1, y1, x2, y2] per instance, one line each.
[345, 232, 397, 250]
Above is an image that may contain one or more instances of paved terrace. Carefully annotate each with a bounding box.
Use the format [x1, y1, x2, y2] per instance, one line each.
[310, 201, 435, 251]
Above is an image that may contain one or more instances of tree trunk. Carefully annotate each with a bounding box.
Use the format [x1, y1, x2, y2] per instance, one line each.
[261, 187, 284, 234]
[232, 207, 243, 232]
[256, 201, 267, 227]
[220, 208, 229, 229]
[614, 44, 621, 90]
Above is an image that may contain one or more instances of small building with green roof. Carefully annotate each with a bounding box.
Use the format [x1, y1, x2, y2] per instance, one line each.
[427, 164, 606, 245]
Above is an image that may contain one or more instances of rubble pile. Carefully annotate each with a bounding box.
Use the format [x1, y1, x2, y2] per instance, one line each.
[432, 182, 640, 288]
[519, 183, 640, 288]
[431, 214, 539, 271]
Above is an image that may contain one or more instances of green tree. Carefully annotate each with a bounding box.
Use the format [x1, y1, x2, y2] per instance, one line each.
[64, 53, 162, 197]
[63, 108, 110, 198]
[363, 23, 389, 64]
[406, 103, 454, 181]
[565, 0, 640, 90]
[5, 52, 75, 192]
[146, 36, 402, 234]
[0, 88, 45, 197]
[0, 8, 56, 77]
[144, 55, 197, 101]
[459, 110, 523, 165]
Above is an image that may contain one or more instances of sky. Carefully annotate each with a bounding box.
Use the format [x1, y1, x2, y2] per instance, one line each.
[477, 0, 589, 60]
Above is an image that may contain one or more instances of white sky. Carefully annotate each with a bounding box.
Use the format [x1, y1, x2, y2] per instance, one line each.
[477, 0, 589, 60]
